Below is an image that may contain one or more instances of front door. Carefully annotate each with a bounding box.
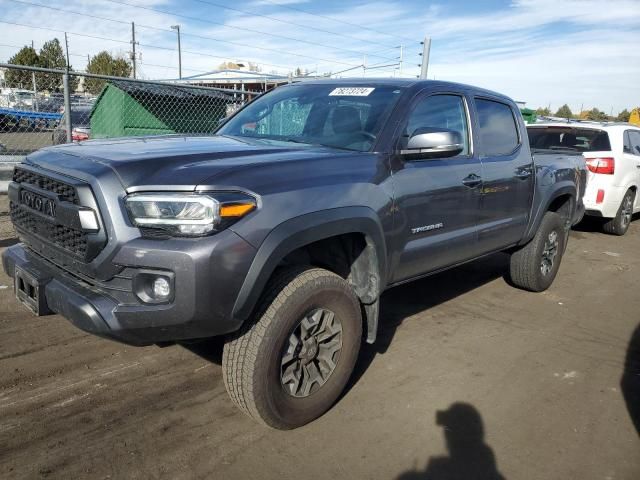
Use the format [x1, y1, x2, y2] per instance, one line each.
[389, 92, 483, 283]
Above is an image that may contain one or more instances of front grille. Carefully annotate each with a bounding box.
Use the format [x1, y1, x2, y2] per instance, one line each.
[10, 203, 88, 257]
[13, 168, 79, 204]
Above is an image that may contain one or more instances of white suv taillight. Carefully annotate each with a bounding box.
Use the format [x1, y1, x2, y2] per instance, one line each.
[585, 157, 615, 174]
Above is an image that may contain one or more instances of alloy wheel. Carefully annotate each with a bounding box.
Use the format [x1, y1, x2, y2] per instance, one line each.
[280, 308, 343, 398]
[540, 230, 559, 276]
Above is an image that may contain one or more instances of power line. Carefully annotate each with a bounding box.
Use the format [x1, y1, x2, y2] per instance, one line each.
[6, 0, 367, 70]
[0, 19, 295, 72]
[0, 42, 87, 59]
[259, 0, 419, 44]
[192, 0, 398, 50]
[102, 0, 398, 63]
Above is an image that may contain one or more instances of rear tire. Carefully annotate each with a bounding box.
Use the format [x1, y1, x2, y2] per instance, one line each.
[222, 266, 362, 429]
[603, 189, 635, 236]
[509, 211, 567, 292]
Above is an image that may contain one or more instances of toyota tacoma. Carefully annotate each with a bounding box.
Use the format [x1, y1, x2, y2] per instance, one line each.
[3, 79, 587, 429]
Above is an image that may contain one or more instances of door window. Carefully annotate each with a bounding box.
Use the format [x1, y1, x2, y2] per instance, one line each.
[625, 130, 640, 156]
[404, 94, 470, 155]
[474, 98, 520, 156]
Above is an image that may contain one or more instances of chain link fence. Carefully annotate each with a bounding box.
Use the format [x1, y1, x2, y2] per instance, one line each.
[0, 63, 254, 181]
[0, 63, 257, 240]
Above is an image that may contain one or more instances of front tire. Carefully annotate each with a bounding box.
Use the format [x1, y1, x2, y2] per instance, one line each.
[223, 266, 362, 429]
[603, 189, 635, 236]
[509, 211, 567, 292]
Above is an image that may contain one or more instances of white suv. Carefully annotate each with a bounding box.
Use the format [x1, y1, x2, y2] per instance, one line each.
[528, 122, 640, 235]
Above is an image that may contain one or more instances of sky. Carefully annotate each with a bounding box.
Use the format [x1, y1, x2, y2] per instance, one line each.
[0, 0, 638, 113]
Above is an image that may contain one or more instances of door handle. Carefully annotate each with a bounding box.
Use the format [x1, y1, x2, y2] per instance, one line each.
[515, 168, 532, 179]
[462, 174, 482, 188]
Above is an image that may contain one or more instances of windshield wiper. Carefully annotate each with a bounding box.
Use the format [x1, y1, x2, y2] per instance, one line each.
[282, 138, 315, 145]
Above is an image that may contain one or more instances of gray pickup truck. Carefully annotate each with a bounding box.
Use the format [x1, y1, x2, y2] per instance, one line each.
[2, 79, 586, 429]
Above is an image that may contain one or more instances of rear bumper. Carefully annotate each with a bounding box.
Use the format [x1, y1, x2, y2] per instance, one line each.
[583, 184, 625, 219]
[2, 231, 257, 345]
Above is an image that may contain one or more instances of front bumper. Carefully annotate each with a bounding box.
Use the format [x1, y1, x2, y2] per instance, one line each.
[2, 230, 257, 346]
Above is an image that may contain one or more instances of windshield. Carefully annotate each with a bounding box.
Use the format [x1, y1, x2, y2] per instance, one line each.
[527, 126, 611, 152]
[217, 84, 403, 152]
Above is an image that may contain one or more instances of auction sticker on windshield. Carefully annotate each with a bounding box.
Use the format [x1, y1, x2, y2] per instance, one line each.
[329, 87, 375, 96]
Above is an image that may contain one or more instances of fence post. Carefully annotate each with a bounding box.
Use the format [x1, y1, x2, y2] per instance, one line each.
[63, 73, 72, 143]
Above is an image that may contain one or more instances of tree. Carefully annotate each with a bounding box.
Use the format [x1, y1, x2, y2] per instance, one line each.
[555, 104, 573, 118]
[535, 107, 551, 116]
[247, 61, 261, 72]
[218, 61, 240, 70]
[585, 108, 608, 121]
[37, 39, 72, 92]
[84, 51, 132, 94]
[4, 46, 39, 88]
[617, 109, 631, 122]
[218, 61, 261, 72]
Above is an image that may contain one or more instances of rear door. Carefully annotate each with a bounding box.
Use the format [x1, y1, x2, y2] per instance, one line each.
[623, 129, 640, 211]
[472, 98, 534, 252]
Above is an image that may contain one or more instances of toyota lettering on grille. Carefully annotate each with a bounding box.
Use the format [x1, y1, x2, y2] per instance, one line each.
[20, 190, 56, 219]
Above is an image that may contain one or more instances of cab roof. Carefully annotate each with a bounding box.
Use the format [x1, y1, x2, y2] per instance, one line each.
[288, 78, 514, 103]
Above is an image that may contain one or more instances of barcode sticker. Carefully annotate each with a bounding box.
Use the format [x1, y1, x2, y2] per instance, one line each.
[329, 87, 375, 96]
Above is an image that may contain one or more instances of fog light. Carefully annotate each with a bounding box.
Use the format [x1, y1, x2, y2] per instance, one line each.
[153, 277, 171, 299]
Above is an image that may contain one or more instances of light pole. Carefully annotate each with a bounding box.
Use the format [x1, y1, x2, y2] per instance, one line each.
[170, 24, 182, 79]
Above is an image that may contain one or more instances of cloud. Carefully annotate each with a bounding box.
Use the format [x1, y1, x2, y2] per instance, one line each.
[0, 0, 637, 112]
[250, 0, 310, 6]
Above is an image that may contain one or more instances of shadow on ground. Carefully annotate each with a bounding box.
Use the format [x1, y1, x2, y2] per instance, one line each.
[347, 253, 510, 392]
[183, 253, 511, 382]
[571, 213, 640, 234]
[621, 323, 640, 437]
[396, 402, 505, 480]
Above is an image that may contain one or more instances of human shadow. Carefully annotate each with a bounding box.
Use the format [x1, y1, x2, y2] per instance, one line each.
[397, 403, 505, 480]
[621, 323, 640, 437]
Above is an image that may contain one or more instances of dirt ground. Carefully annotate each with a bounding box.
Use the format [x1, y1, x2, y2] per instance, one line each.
[0, 193, 638, 480]
[0, 131, 53, 154]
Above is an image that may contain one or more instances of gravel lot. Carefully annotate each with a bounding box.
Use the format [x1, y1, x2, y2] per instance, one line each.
[0, 196, 16, 246]
[0, 195, 638, 479]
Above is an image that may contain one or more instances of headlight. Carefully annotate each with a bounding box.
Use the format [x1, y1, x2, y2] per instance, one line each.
[125, 193, 256, 237]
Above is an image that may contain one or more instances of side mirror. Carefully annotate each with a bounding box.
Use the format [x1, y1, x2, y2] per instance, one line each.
[401, 128, 464, 159]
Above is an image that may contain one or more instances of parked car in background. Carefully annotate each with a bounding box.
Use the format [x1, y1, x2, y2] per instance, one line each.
[528, 122, 640, 235]
[52, 105, 92, 144]
[37, 94, 65, 113]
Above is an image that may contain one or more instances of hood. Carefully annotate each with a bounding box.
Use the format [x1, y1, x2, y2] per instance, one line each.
[26, 135, 345, 190]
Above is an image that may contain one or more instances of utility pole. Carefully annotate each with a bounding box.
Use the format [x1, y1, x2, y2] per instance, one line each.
[130, 22, 138, 79]
[419, 37, 431, 79]
[398, 45, 403, 76]
[171, 25, 182, 79]
[362, 55, 366, 76]
[30, 40, 38, 111]
[64, 33, 70, 71]
[62, 32, 72, 143]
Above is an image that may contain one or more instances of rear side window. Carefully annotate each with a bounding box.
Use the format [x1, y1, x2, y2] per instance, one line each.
[527, 127, 611, 152]
[624, 130, 640, 156]
[474, 99, 519, 156]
